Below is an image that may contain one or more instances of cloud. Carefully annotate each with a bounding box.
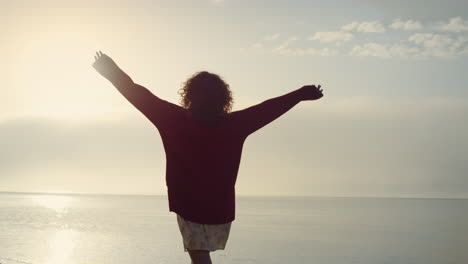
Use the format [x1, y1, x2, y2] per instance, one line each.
[253, 17, 468, 59]
[349, 43, 419, 58]
[409, 33, 453, 47]
[342, 21, 386, 33]
[357, 21, 386, 33]
[390, 19, 423, 31]
[341, 22, 359, 31]
[349, 33, 468, 59]
[269, 36, 340, 56]
[438, 17, 468, 32]
[409, 33, 468, 58]
[255, 34, 340, 56]
[272, 36, 299, 54]
[308, 31, 353, 43]
[306, 47, 339, 56]
[253, 33, 281, 48]
[264, 33, 280, 41]
[350, 43, 390, 57]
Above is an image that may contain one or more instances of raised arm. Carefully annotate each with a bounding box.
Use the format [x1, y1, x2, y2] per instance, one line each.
[92, 51, 176, 126]
[232, 85, 323, 137]
[92, 51, 156, 112]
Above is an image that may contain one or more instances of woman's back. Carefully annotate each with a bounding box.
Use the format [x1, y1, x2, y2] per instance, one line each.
[154, 90, 304, 224]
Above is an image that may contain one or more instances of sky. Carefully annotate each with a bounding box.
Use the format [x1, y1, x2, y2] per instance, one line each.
[1, 0, 468, 198]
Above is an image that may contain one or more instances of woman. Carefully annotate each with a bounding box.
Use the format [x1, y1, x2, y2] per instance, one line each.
[92, 51, 323, 264]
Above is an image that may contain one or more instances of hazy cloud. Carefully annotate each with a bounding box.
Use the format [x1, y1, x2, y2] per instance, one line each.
[272, 36, 299, 54]
[252, 42, 263, 48]
[350, 43, 391, 58]
[308, 31, 353, 43]
[409, 33, 468, 58]
[253, 34, 341, 56]
[438, 17, 468, 32]
[253, 33, 281, 48]
[341, 22, 359, 31]
[390, 19, 423, 31]
[3, 97, 468, 197]
[254, 17, 468, 59]
[347, 19, 468, 59]
[349, 35, 468, 59]
[409, 33, 453, 47]
[306, 47, 339, 56]
[264, 33, 280, 41]
[0, 117, 166, 194]
[349, 43, 420, 58]
[342, 21, 386, 33]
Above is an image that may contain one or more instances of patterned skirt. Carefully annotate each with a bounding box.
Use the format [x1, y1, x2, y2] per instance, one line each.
[176, 214, 232, 252]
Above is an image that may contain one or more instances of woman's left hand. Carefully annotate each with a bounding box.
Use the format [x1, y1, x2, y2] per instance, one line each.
[92, 51, 119, 79]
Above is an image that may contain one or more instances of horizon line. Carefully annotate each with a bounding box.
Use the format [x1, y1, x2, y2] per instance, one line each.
[0, 191, 467, 200]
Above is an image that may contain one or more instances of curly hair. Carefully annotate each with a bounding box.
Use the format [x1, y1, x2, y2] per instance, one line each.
[178, 71, 234, 114]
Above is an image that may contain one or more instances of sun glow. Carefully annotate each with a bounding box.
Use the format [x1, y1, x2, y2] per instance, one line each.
[6, 17, 121, 121]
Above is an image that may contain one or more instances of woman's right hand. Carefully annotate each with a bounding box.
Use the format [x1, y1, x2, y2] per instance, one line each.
[299, 85, 323, 101]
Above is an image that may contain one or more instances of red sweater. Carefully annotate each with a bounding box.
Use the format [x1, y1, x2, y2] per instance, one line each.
[106, 67, 303, 224]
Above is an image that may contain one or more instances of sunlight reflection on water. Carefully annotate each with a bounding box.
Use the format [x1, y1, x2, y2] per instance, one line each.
[31, 195, 77, 264]
[44, 229, 77, 264]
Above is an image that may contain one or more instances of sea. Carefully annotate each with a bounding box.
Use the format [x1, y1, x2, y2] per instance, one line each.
[0, 192, 467, 264]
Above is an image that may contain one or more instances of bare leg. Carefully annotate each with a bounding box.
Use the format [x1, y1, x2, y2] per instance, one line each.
[188, 249, 212, 264]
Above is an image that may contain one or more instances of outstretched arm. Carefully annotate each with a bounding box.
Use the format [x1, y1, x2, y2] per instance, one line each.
[92, 51, 164, 121]
[232, 85, 323, 137]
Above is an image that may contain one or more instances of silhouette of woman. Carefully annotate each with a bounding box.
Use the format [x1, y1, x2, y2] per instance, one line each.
[92, 51, 323, 264]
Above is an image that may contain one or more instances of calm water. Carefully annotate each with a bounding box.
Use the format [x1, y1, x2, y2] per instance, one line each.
[0, 193, 467, 264]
